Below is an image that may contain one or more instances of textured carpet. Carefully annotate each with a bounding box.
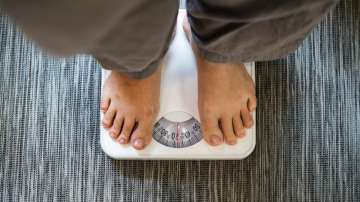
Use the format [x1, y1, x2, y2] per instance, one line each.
[0, 0, 359, 201]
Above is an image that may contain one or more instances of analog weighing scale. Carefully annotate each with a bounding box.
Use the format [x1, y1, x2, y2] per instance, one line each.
[100, 10, 256, 160]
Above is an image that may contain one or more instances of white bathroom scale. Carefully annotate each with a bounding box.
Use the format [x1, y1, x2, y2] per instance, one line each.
[100, 10, 256, 160]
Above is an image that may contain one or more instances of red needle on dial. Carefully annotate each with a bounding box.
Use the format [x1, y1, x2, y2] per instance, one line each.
[176, 123, 180, 147]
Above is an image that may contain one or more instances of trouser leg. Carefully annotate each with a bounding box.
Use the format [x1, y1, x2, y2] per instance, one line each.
[2, 0, 179, 79]
[186, 0, 339, 63]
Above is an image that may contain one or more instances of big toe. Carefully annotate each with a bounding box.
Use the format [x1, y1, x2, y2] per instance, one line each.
[200, 117, 223, 146]
[130, 121, 153, 150]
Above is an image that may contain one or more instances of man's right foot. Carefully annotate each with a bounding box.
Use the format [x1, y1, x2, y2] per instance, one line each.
[101, 67, 161, 150]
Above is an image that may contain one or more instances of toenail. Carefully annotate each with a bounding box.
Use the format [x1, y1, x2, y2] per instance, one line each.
[228, 140, 237, 145]
[210, 136, 222, 145]
[134, 139, 144, 149]
[119, 138, 126, 144]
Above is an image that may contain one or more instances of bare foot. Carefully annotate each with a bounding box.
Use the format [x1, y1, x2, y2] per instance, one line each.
[183, 15, 257, 146]
[101, 67, 161, 150]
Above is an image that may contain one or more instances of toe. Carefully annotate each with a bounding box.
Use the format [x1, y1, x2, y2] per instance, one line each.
[109, 114, 124, 139]
[220, 117, 237, 145]
[117, 117, 136, 144]
[102, 106, 116, 128]
[200, 117, 223, 146]
[130, 121, 153, 150]
[247, 95, 257, 112]
[100, 97, 110, 113]
[241, 109, 254, 128]
[233, 115, 246, 138]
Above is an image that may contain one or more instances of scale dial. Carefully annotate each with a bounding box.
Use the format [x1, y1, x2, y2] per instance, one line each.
[153, 112, 202, 148]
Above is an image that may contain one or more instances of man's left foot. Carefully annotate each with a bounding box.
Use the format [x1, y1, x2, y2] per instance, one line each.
[183, 15, 257, 146]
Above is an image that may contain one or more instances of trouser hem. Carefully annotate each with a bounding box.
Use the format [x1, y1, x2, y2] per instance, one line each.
[96, 57, 162, 80]
[197, 39, 303, 63]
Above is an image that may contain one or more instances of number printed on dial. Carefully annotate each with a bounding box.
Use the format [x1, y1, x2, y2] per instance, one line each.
[153, 117, 203, 148]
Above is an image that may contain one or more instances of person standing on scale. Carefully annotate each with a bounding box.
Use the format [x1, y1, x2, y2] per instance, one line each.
[2, 0, 338, 150]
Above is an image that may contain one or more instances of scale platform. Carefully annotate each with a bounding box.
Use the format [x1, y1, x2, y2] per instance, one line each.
[100, 10, 256, 160]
